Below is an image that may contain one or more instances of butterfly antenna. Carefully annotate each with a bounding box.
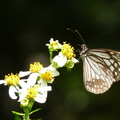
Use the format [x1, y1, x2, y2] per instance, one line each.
[74, 30, 85, 44]
[67, 28, 80, 40]
[67, 28, 85, 44]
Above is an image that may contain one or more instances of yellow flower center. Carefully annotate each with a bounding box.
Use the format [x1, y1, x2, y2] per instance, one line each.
[29, 62, 43, 73]
[51, 41, 59, 48]
[61, 42, 76, 59]
[41, 70, 54, 82]
[26, 85, 39, 98]
[4, 73, 20, 86]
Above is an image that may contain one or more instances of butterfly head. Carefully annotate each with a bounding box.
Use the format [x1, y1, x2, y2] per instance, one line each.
[79, 44, 88, 57]
[81, 44, 88, 50]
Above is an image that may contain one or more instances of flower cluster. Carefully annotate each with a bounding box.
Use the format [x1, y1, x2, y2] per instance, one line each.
[0, 38, 78, 105]
[47, 38, 79, 69]
[0, 63, 59, 104]
[0, 38, 79, 120]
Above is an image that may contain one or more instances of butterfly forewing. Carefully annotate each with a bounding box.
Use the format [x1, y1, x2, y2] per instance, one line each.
[89, 49, 120, 80]
[80, 44, 120, 94]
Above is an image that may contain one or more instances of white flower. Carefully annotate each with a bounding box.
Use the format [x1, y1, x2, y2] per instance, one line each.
[46, 38, 62, 51]
[52, 42, 79, 67]
[18, 83, 52, 103]
[19, 62, 44, 87]
[19, 62, 43, 78]
[19, 71, 31, 77]
[9, 82, 26, 99]
[0, 73, 26, 99]
[39, 65, 59, 87]
[53, 52, 79, 67]
[53, 52, 67, 67]
[9, 86, 18, 99]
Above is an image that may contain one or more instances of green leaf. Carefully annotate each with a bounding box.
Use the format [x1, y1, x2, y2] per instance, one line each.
[12, 111, 24, 116]
[14, 114, 22, 120]
[30, 108, 41, 115]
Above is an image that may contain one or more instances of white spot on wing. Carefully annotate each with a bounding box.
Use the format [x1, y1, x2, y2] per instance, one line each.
[118, 62, 120, 66]
[100, 68, 106, 76]
[87, 57, 101, 75]
[103, 59, 111, 66]
[114, 72, 117, 76]
[110, 66, 114, 71]
[89, 56, 101, 63]
[96, 74, 100, 79]
[90, 51, 110, 59]
[91, 69, 95, 78]
[110, 52, 114, 54]
[114, 63, 118, 67]
[112, 55, 120, 62]
[110, 59, 114, 64]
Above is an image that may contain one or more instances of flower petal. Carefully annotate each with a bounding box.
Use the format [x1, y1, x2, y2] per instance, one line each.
[38, 86, 52, 92]
[72, 57, 79, 63]
[19, 80, 27, 89]
[53, 53, 67, 67]
[27, 73, 39, 87]
[39, 79, 49, 95]
[50, 38, 54, 43]
[0, 80, 5, 85]
[47, 65, 60, 76]
[19, 71, 31, 77]
[9, 86, 18, 99]
[40, 79, 47, 87]
[34, 94, 46, 103]
[18, 89, 27, 102]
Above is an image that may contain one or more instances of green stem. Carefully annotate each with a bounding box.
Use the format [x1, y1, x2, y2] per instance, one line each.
[23, 99, 34, 120]
[23, 111, 30, 119]
[50, 51, 53, 63]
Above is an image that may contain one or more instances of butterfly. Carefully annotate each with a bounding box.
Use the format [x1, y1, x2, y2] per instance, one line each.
[79, 43, 120, 94]
[67, 28, 120, 94]
[69, 31, 120, 94]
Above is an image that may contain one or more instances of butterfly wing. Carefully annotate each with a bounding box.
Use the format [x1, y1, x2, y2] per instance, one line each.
[83, 49, 120, 94]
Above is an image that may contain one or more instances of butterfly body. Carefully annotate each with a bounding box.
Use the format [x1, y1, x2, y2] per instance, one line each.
[80, 44, 120, 94]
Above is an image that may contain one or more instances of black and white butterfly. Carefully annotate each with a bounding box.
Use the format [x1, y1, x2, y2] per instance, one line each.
[67, 28, 120, 94]
[80, 43, 120, 94]
[71, 30, 120, 94]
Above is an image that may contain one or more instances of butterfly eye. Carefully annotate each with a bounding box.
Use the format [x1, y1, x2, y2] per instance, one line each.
[81, 44, 86, 49]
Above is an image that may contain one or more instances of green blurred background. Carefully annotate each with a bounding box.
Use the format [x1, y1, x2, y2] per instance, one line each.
[1, 0, 120, 120]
